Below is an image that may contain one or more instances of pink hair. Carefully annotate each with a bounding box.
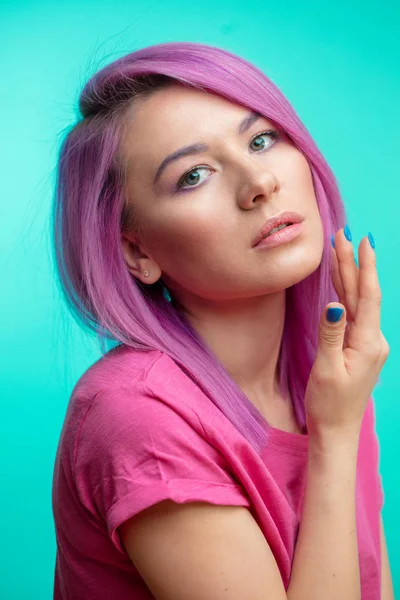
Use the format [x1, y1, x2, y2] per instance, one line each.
[51, 41, 345, 452]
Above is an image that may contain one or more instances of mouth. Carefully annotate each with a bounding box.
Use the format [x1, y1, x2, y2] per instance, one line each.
[252, 211, 305, 247]
[253, 222, 304, 249]
[263, 222, 293, 237]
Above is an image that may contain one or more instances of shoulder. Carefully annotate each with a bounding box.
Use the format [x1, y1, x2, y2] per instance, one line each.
[60, 346, 243, 489]
[66, 347, 211, 459]
[57, 347, 172, 468]
[67, 349, 247, 522]
[72, 345, 203, 402]
[71, 345, 165, 397]
[71, 346, 205, 423]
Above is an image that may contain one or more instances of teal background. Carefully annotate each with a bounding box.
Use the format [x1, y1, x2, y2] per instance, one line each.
[1, 1, 398, 597]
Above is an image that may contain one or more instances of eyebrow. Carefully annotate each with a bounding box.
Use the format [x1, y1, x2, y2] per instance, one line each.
[153, 111, 262, 184]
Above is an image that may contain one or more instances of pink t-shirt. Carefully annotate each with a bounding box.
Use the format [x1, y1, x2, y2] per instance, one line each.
[52, 345, 384, 599]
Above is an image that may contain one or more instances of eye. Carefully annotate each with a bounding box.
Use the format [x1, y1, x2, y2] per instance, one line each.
[176, 129, 279, 191]
[176, 166, 212, 190]
[250, 129, 279, 149]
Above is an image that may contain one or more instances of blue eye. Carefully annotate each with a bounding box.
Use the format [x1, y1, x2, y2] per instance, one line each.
[176, 166, 211, 190]
[250, 130, 279, 149]
[176, 129, 279, 192]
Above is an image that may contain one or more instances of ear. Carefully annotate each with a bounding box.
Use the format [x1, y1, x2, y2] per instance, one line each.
[121, 232, 162, 284]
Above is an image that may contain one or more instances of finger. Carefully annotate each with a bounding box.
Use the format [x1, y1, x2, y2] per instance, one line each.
[331, 239, 353, 325]
[331, 247, 351, 349]
[331, 246, 346, 305]
[349, 235, 381, 350]
[331, 248, 345, 304]
[334, 227, 359, 322]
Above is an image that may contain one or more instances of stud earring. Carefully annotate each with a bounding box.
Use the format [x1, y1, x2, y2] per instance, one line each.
[144, 270, 150, 277]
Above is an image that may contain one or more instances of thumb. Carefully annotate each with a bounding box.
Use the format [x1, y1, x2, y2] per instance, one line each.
[317, 303, 347, 361]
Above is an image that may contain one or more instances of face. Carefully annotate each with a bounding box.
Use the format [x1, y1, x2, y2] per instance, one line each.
[121, 84, 324, 306]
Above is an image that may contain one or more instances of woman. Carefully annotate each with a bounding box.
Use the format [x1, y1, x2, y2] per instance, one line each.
[51, 42, 393, 599]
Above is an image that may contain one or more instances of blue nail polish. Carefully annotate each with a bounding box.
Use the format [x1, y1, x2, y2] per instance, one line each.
[331, 235, 335, 248]
[368, 232, 375, 249]
[344, 224, 352, 242]
[327, 307, 344, 323]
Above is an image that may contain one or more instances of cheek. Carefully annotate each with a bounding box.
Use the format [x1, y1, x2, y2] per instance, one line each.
[285, 152, 315, 192]
[143, 207, 223, 264]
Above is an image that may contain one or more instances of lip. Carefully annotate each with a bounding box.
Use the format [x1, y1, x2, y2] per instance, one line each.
[252, 211, 305, 247]
[253, 222, 303, 249]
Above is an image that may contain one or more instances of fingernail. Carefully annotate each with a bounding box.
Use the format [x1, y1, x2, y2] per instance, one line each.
[344, 224, 352, 242]
[331, 235, 335, 248]
[327, 307, 344, 323]
[368, 232, 375, 249]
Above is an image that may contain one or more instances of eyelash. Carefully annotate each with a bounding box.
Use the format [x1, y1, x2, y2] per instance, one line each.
[175, 129, 280, 192]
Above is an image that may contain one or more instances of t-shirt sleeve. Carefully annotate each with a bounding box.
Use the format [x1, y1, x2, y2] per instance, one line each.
[74, 381, 251, 554]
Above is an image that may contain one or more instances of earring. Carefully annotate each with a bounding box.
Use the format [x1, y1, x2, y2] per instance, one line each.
[144, 270, 150, 277]
[163, 285, 172, 303]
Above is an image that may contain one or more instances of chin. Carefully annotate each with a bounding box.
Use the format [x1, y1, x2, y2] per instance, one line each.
[277, 256, 322, 290]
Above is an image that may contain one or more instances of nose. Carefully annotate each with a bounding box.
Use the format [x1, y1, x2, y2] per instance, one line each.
[236, 162, 279, 210]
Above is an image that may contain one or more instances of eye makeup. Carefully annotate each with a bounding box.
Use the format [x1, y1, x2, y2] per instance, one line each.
[174, 129, 280, 193]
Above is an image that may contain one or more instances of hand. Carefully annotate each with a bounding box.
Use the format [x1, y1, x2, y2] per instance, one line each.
[304, 228, 390, 438]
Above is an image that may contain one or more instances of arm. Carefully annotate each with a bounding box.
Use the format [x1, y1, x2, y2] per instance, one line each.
[380, 515, 394, 600]
[119, 432, 363, 600]
[287, 431, 361, 600]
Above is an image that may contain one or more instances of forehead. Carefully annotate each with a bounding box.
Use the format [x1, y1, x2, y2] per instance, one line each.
[132, 83, 250, 130]
[122, 84, 268, 157]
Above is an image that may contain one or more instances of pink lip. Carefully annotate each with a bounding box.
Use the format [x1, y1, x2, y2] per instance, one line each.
[253, 222, 303, 249]
[252, 211, 305, 247]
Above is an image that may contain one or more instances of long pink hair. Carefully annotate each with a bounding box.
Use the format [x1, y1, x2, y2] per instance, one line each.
[51, 41, 345, 452]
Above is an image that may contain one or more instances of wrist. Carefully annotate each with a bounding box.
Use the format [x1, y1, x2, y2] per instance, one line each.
[307, 421, 361, 458]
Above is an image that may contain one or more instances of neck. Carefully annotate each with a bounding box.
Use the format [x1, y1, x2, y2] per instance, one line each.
[181, 290, 286, 403]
